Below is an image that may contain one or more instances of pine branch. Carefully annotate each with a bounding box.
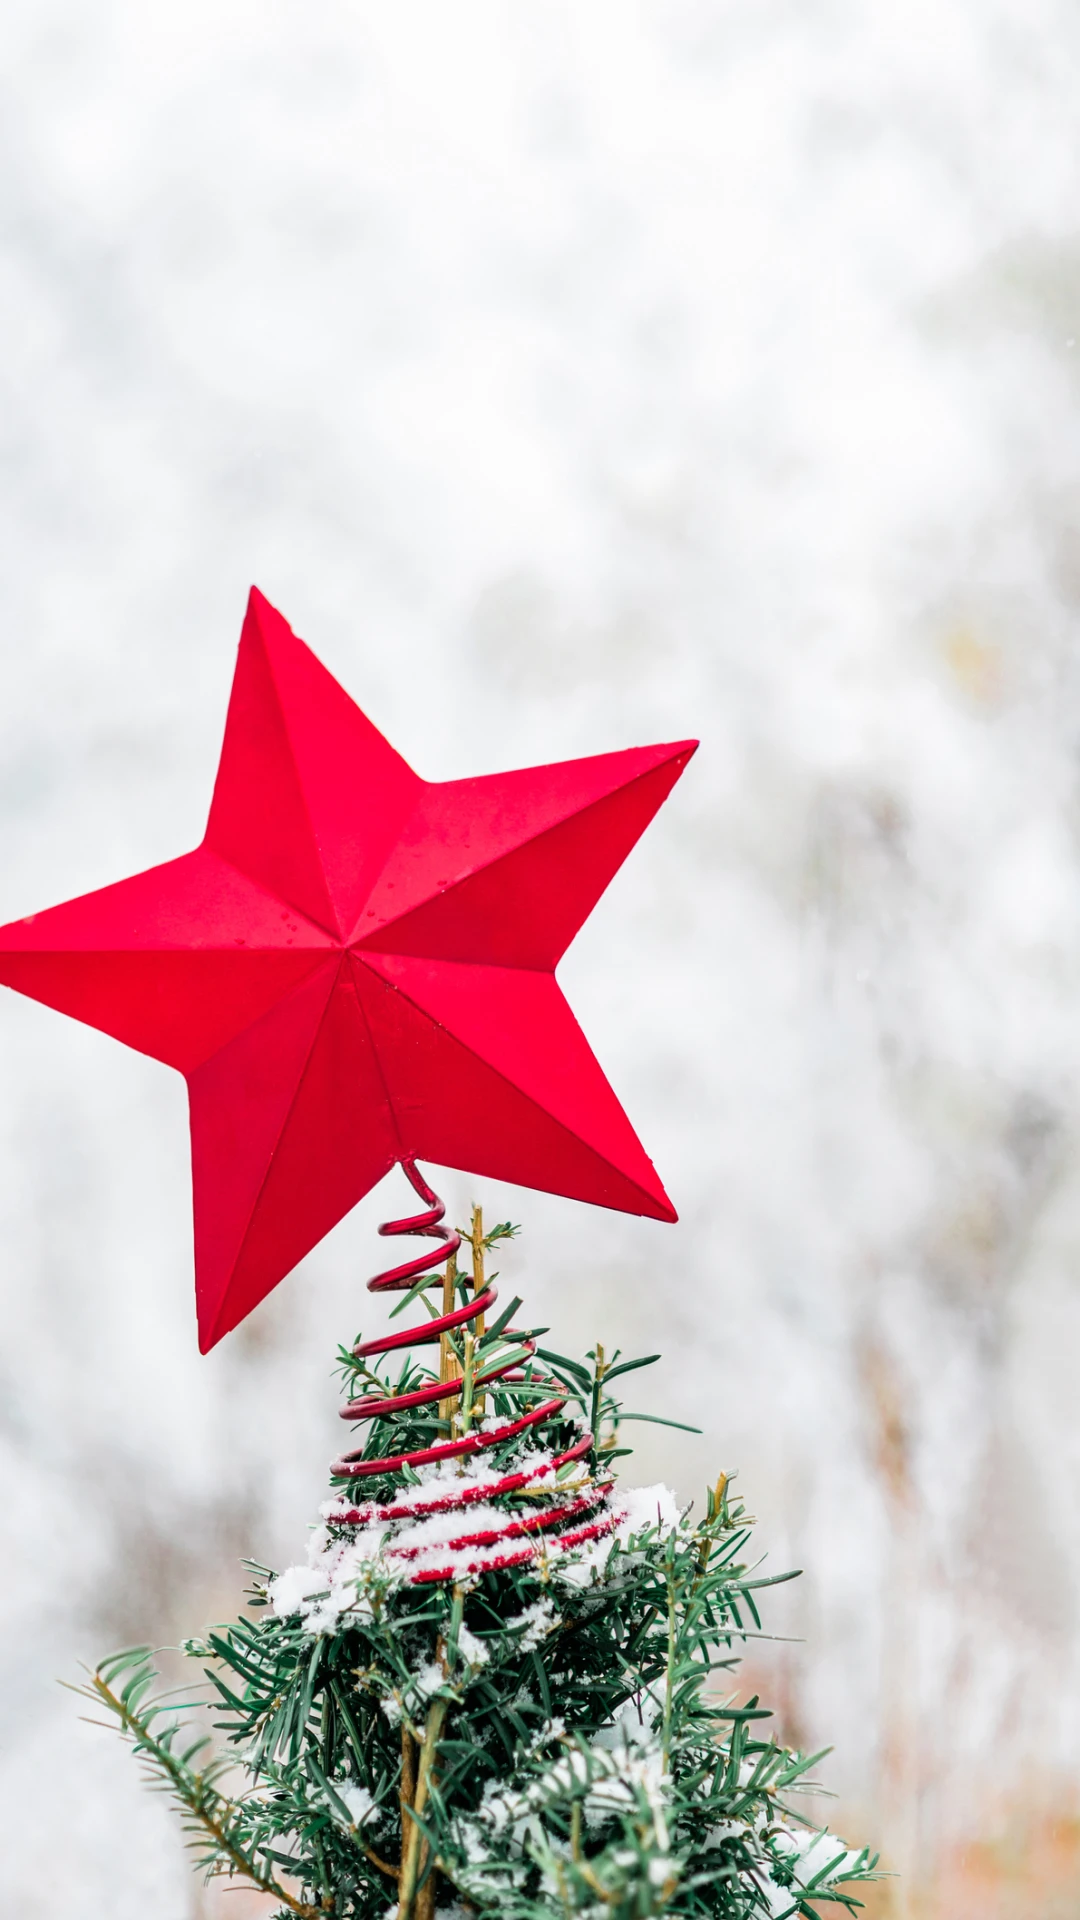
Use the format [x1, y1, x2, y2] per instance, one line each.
[73, 1655, 324, 1918]
[75, 1233, 881, 1920]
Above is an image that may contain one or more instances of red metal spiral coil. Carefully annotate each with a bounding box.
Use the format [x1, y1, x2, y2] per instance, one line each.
[326, 1160, 621, 1584]
[330, 1158, 566, 1481]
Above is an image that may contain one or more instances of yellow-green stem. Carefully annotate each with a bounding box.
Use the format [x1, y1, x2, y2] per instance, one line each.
[590, 1343, 609, 1449]
[89, 1674, 322, 1918]
[397, 1696, 449, 1920]
[663, 1557, 677, 1766]
[459, 1331, 476, 1435]
[438, 1250, 461, 1428]
[470, 1205, 486, 1419]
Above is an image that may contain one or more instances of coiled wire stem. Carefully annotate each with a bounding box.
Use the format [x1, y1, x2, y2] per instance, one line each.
[330, 1158, 563, 1480]
[327, 1161, 621, 1583]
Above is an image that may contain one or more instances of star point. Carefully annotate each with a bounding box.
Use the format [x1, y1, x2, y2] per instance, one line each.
[0, 589, 696, 1348]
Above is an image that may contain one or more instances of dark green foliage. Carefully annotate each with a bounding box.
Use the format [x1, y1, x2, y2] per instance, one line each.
[76, 1220, 879, 1920]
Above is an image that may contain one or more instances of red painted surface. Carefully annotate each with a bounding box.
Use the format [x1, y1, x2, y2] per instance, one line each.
[0, 588, 696, 1349]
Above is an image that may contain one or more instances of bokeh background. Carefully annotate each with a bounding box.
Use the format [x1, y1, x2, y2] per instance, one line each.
[2, 3, 1080, 1914]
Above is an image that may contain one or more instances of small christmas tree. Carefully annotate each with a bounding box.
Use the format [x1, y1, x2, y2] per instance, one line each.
[79, 1188, 878, 1920]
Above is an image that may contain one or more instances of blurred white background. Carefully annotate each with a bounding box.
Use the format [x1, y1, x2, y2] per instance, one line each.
[2, 3, 1080, 1914]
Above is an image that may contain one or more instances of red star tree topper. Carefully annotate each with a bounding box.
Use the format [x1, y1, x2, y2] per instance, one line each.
[0, 590, 696, 1349]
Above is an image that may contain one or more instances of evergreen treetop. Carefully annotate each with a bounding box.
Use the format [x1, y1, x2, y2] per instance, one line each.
[77, 1207, 879, 1920]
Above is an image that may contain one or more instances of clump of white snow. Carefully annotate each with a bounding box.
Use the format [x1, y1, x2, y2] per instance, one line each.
[329, 1781, 377, 1830]
[456, 1624, 489, 1668]
[503, 1596, 559, 1648]
[550, 1480, 680, 1591]
[592, 1690, 663, 1751]
[271, 1429, 681, 1631]
[267, 1520, 390, 1633]
[759, 1828, 864, 1917]
[614, 1484, 681, 1541]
